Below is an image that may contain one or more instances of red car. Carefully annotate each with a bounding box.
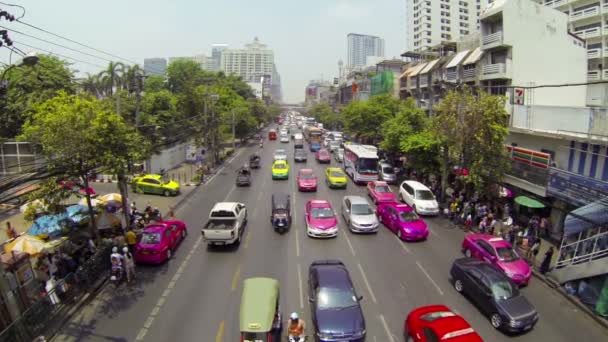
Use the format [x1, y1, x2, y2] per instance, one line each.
[58, 180, 97, 197]
[367, 181, 396, 204]
[297, 168, 317, 192]
[405, 305, 484, 342]
[315, 148, 331, 163]
[134, 220, 187, 264]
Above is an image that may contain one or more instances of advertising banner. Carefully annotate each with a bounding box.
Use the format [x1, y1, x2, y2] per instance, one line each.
[547, 167, 608, 206]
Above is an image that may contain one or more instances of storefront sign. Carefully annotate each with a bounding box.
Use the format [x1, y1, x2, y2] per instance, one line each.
[547, 167, 608, 206]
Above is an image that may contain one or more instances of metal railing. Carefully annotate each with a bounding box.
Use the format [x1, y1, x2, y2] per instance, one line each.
[571, 6, 599, 21]
[482, 31, 503, 47]
[482, 63, 506, 75]
[588, 48, 601, 59]
[588, 70, 601, 81]
[462, 68, 476, 79]
[446, 70, 458, 81]
[574, 27, 600, 39]
[556, 229, 608, 268]
[544, 0, 567, 7]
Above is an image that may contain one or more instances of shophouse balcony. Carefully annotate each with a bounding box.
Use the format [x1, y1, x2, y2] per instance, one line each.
[574, 27, 600, 39]
[570, 5, 600, 21]
[588, 70, 601, 81]
[462, 67, 477, 79]
[419, 75, 429, 88]
[588, 48, 601, 59]
[481, 31, 506, 50]
[445, 69, 458, 82]
[480, 61, 511, 80]
[544, 0, 568, 8]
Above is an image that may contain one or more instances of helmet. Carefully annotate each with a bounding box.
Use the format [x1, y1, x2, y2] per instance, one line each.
[112, 247, 118, 253]
[290, 312, 299, 320]
[122, 247, 129, 253]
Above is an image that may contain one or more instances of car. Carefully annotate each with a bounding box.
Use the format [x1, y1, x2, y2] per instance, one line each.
[132, 174, 180, 197]
[297, 169, 317, 192]
[294, 148, 307, 162]
[315, 148, 331, 163]
[367, 180, 396, 204]
[280, 133, 289, 143]
[461, 234, 532, 286]
[58, 180, 97, 197]
[399, 180, 439, 215]
[378, 161, 397, 184]
[334, 148, 344, 163]
[328, 140, 340, 153]
[134, 220, 187, 264]
[273, 149, 287, 161]
[404, 305, 484, 342]
[325, 167, 347, 189]
[310, 141, 322, 152]
[271, 160, 289, 180]
[341, 196, 379, 233]
[376, 202, 428, 241]
[305, 199, 338, 238]
[308, 260, 366, 342]
[450, 258, 539, 333]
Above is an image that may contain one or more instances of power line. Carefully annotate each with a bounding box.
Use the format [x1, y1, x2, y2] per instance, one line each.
[13, 40, 105, 68]
[0, 2, 25, 19]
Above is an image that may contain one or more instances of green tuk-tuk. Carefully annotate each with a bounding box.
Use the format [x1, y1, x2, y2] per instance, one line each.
[240, 277, 282, 342]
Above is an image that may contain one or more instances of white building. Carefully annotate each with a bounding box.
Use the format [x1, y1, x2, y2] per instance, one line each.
[168, 55, 215, 71]
[221, 37, 275, 83]
[407, 0, 492, 52]
[143, 58, 167, 75]
[210, 44, 228, 71]
[247, 82, 263, 99]
[347, 33, 385, 68]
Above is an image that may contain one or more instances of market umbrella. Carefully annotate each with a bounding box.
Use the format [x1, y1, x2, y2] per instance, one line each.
[19, 199, 47, 213]
[65, 204, 90, 225]
[514, 196, 545, 209]
[4, 235, 47, 256]
[78, 197, 101, 207]
[99, 193, 122, 206]
[27, 214, 73, 239]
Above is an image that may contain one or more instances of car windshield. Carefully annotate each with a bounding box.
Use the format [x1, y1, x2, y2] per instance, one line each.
[299, 173, 314, 180]
[141, 232, 161, 245]
[330, 171, 345, 178]
[399, 211, 419, 222]
[351, 204, 373, 215]
[415, 190, 435, 200]
[357, 158, 378, 174]
[491, 280, 519, 300]
[317, 287, 358, 309]
[274, 163, 286, 170]
[375, 185, 390, 193]
[382, 166, 394, 174]
[320, 151, 329, 156]
[311, 207, 334, 218]
[496, 247, 520, 262]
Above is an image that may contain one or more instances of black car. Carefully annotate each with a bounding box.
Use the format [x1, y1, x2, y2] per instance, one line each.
[450, 258, 538, 333]
[294, 148, 307, 162]
[309, 260, 366, 342]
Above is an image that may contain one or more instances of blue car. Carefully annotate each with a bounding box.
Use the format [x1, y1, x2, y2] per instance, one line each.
[310, 142, 321, 152]
[308, 260, 366, 342]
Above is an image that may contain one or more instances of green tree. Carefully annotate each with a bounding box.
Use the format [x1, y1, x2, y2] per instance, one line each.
[309, 103, 343, 130]
[342, 94, 401, 143]
[23, 178, 72, 222]
[99, 61, 124, 96]
[166, 59, 208, 93]
[144, 75, 166, 93]
[0, 55, 76, 138]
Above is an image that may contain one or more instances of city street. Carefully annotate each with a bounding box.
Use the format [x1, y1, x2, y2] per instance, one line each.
[54, 132, 608, 342]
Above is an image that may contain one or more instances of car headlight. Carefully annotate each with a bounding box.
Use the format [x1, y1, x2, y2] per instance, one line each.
[316, 332, 332, 339]
[509, 319, 522, 327]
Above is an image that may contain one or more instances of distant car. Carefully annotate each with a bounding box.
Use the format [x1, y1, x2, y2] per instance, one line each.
[134, 220, 187, 264]
[310, 141, 321, 152]
[399, 180, 439, 215]
[341, 196, 379, 233]
[305, 199, 338, 238]
[280, 133, 289, 143]
[297, 169, 317, 192]
[367, 180, 396, 204]
[273, 149, 287, 161]
[461, 234, 532, 286]
[294, 148, 308, 162]
[309, 260, 366, 341]
[315, 148, 331, 163]
[378, 161, 397, 184]
[334, 148, 344, 163]
[271, 160, 289, 180]
[376, 202, 428, 241]
[325, 167, 347, 189]
[404, 305, 484, 342]
[328, 140, 340, 153]
[450, 258, 539, 333]
[58, 180, 97, 197]
[132, 174, 180, 197]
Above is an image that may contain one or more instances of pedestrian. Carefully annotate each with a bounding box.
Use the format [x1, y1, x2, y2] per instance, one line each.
[125, 229, 137, 253]
[5, 222, 17, 240]
[540, 217, 550, 239]
[527, 238, 541, 263]
[479, 216, 488, 234]
[122, 247, 136, 283]
[540, 246, 554, 274]
[488, 215, 497, 236]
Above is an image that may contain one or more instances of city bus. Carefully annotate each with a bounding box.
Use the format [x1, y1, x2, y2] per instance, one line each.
[343, 143, 379, 184]
[304, 126, 323, 151]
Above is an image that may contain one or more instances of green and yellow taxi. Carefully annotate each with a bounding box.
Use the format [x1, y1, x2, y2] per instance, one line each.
[325, 167, 348, 189]
[271, 160, 289, 180]
[132, 174, 180, 196]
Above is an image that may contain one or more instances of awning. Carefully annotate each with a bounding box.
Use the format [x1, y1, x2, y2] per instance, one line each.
[420, 59, 439, 74]
[445, 50, 470, 69]
[400, 66, 417, 79]
[514, 196, 545, 208]
[564, 198, 608, 237]
[463, 47, 483, 65]
[409, 62, 428, 77]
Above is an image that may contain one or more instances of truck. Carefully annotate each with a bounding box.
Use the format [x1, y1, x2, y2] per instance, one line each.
[201, 202, 247, 246]
[294, 133, 304, 148]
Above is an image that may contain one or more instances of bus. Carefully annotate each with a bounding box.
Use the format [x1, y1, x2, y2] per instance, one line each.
[304, 126, 323, 151]
[343, 143, 379, 184]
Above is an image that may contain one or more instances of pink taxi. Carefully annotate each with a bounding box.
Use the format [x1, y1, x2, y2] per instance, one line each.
[305, 199, 338, 238]
[134, 220, 187, 264]
[376, 202, 428, 241]
[367, 181, 396, 204]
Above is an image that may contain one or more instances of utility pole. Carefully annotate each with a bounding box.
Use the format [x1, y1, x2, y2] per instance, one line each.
[232, 109, 236, 151]
[135, 74, 146, 126]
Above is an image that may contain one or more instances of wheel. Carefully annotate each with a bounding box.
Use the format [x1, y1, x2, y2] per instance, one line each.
[464, 249, 472, 258]
[235, 233, 242, 245]
[399, 193, 404, 202]
[181, 229, 187, 239]
[397, 229, 403, 240]
[163, 189, 170, 197]
[166, 249, 172, 261]
[454, 279, 464, 293]
[490, 313, 503, 329]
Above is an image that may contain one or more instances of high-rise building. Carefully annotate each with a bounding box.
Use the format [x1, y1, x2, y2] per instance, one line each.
[406, 0, 492, 52]
[347, 33, 385, 68]
[143, 58, 167, 75]
[221, 37, 275, 83]
[211, 44, 228, 71]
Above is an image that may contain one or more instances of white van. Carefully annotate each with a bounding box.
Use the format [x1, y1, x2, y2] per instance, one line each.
[398, 180, 439, 216]
[294, 133, 304, 148]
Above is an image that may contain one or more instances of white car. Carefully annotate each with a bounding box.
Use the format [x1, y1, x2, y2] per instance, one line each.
[334, 148, 344, 163]
[341, 196, 379, 233]
[273, 149, 288, 161]
[398, 180, 440, 216]
[280, 133, 289, 143]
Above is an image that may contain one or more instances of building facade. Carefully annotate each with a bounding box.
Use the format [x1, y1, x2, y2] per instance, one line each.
[210, 44, 228, 71]
[407, 0, 492, 52]
[143, 58, 167, 75]
[347, 33, 385, 68]
[221, 37, 275, 83]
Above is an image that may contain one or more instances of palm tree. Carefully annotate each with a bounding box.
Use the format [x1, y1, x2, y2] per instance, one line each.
[100, 61, 124, 96]
[122, 64, 144, 95]
[81, 73, 101, 97]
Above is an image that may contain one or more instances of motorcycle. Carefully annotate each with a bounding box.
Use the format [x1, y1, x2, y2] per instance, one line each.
[110, 264, 123, 287]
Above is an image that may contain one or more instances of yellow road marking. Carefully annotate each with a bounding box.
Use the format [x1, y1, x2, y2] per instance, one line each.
[244, 232, 251, 249]
[216, 320, 225, 342]
[232, 265, 241, 291]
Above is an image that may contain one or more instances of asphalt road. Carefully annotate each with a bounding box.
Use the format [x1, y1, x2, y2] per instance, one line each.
[55, 130, 608, 342]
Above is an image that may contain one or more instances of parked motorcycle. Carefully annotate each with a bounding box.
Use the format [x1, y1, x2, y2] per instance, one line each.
[110, 264, 123, 287]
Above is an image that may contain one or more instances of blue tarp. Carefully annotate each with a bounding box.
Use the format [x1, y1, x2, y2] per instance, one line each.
[65, 204, 89, 225]
[564, 197, 608, 237]
[27, 214, 73, 239]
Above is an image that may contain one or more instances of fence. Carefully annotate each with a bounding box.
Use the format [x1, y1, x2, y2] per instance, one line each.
[0, 244, 112, 342]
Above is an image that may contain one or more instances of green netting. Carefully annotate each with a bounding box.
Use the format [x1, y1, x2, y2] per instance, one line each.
[371, 71, 394, 95]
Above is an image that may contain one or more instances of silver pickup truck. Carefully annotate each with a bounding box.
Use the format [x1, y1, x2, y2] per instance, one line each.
[201, 202, 247, 246]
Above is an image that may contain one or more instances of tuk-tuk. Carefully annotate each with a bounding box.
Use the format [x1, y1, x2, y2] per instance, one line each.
[268, 129, 277, 140]
[236, 166, 252, 186]
[250, 154, 261, 169]
[270, 192, 291, 233]
[240, 277, 282, 342]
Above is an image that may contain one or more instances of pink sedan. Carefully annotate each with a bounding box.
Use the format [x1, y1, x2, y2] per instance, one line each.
[315, 148, 331, 164]
[461, 234, 531, 286]
[134, 220, 187, 264]
[297, 169, 318, 192]
[367, 181, 396, 204]
[305, 199, 338, 238]
[376, 202, 428, 241]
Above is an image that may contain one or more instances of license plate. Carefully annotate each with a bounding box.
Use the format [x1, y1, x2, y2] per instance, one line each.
[142, 251, 149, 255]
[524, 324, 532, 330]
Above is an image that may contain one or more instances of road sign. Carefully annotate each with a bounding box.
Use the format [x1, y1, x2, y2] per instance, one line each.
[513, 88, 524, 105]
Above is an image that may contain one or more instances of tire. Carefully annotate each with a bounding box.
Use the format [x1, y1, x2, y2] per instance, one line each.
[464, 249, 472, 258]
[490, 313, 503, 329]
[163, 190, 170, 197]
[181, 230, 187, 239]
[398, 229, 403, 241]
[399, 193, 404, 202]
[454, 279, 464, 293]
[166, 249, 172, 261]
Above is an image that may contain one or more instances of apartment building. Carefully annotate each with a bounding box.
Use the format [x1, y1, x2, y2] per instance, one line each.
[347, 33, 385, 68]
[221, 37, 275, 83]
[407, 0, 492, 52]
[143, 58, 167, 75]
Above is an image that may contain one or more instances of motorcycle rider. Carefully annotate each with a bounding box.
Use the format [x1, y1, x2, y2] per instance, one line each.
[287, 312, 306, 340]
[259, 137, 264, 148]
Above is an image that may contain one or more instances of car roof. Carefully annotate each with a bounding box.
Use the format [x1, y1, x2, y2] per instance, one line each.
[454, 258, 508, 280]
[299, 168, 313, 174]
[144, 225, 167, 233]
[327, 167, 343, 172]
[372, 181, 388, 186]
[469, 234, 511, 247]
[403, 180, 431, 190]
[311, 261, 351, 288]
[345, 196, 368, 205]
[211, 202, 240, 212]
[308, 199, 331, 207]
[273, 160, 287, 164]
[410, 305, 479, 341]
[274, 149, 286, 153]
[379, 161, 393, 167]
[143, 174, 162, 180]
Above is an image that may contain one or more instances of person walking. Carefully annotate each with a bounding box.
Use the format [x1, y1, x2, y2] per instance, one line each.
[540, 246, 555, 274]
[5, 222, 17, 240]
[125, 229, 137, 253]
[122, 247, 136, 283]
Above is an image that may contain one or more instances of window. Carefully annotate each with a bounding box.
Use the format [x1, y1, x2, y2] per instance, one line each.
[477, 240, 495, 256]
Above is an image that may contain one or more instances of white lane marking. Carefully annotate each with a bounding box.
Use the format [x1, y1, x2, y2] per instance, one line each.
[224, 185, 236, 201]
[295, 225, 300, 257]
[379, 314, 396, 342]
[416, 261, 444, 296]
[393, 235, 412, 255]
[343, 230, 356, 256]
[150, 306, 160, 317]
[206, 148, 244, 185]
[135, 328, 148, 341]
[357, 263, 378, 304]
[144, 316, 155, 328]
[297, 263, 304, 309]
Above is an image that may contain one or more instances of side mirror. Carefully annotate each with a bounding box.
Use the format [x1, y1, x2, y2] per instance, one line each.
[357, 295, 363, 301]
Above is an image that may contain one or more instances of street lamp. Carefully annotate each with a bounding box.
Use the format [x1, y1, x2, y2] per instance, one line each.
[0, 52, 39, 95]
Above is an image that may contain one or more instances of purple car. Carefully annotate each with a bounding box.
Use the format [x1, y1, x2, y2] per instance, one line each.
[376, 202, 428, 241]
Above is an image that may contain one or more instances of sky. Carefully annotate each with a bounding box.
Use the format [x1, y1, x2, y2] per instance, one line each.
[0, 0, 406, 103]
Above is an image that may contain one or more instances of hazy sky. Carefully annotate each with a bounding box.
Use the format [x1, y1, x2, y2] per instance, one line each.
[0, 0, 406, 103]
